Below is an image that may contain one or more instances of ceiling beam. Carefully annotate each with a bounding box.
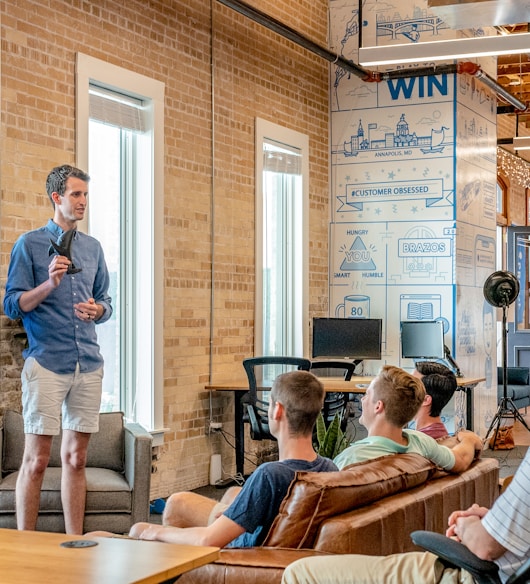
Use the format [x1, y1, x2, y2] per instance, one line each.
[497, 63, 530, 76]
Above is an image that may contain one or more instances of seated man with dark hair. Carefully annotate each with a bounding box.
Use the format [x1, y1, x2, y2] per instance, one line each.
[413, 361, 457, 440]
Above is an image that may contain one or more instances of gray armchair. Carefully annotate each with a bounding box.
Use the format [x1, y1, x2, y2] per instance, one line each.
[497, 367, 530, 411]
[0, 410, 152, 533]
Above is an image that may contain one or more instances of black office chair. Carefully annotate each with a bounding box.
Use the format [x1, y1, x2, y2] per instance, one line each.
[242, 356, 312, 440]
[410, 530, 530, 584]
[310, 360, 356, 429]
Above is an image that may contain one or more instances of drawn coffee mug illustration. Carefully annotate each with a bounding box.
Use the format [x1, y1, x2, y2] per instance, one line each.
[335, 294, 370, 318]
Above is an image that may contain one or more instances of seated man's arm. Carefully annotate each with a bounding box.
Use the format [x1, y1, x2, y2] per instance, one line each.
[130, 514, 245, 547]
[448, 430, 483, 472]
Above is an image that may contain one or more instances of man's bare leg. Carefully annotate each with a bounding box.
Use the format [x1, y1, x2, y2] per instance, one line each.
[219, 486, 242, 505]
[16, 434, 53, 530]
[162, 485, 243, 528]
[61, 429, 91, 534]
[163, 491, 218, 527]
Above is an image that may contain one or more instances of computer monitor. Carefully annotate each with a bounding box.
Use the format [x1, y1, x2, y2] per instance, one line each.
[400, 320, 445, 360]
[312, 318, 382, 360]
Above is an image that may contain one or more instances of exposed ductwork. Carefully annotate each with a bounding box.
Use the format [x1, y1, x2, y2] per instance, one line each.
[216, 0, 528, 113]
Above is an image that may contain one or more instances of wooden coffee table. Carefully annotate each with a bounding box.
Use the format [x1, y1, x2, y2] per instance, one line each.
[0, 528, 219, 584]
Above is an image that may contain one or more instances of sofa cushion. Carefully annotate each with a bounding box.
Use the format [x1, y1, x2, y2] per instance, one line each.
[502, 385, 530, 401]
[497, 366, 529, 385]
[263, 453, 436, 549]
[2, 410, 124, 473]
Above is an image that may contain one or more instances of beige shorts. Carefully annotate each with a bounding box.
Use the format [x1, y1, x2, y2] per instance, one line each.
[21, 357, 103, 435]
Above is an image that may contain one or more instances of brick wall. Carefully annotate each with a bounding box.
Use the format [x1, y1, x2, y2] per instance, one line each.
[0, 0, 330, 497]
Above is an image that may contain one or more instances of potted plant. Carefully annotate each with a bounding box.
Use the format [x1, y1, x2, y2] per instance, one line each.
[314, 412, 349, 459]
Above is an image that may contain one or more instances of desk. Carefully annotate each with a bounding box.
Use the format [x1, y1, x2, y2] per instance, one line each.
[454, 376, 485, 432]
[0, 528, 219, 584]
[207, 376, 485, 476]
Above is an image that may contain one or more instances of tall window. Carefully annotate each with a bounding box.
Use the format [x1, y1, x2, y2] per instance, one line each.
[255, 118, 309, 373]
[76, 54, 165, 443]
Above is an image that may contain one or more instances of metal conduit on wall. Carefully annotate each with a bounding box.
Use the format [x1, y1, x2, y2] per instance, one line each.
[216, 0, 528, 112]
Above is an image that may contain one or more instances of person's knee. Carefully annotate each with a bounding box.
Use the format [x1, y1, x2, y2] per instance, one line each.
[21, 452, 51, 476]
[61, 448, 88, 471]
[220, 486, 242, 505]
[163, 491, 190, 525]
[282, 560, 304, 584]
[282, 557, 327, 584]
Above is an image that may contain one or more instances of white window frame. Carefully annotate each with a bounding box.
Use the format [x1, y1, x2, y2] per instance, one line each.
[254, 118, 309, 358]
[76, 53, 166, 444]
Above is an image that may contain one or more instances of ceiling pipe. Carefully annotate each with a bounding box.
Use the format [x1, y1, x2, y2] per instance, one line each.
[460, 62, 527, 112]
[380, 62, 527, 112]
[216, 0, 528, 112]
[216, 0, 376, 82]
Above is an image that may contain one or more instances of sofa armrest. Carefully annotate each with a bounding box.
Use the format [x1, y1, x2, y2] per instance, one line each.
[124, 422, 152, 525]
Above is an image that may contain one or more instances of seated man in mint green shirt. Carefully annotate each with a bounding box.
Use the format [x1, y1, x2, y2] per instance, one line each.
[334, 365, 483, 472]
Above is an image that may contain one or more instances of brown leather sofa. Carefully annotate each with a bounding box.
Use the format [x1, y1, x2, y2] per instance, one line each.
[178, 453, 500, 584]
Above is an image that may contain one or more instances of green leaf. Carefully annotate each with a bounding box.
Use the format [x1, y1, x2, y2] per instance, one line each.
[314, 412, 349, 459]
[316, 412, 326, 445]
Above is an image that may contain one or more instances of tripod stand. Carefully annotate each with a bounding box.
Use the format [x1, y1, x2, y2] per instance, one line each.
[484, 278, 530, 448]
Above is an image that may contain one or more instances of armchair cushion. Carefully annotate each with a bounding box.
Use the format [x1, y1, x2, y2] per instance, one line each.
[0, 467, 132, 513]
[496, 367, 530, 406]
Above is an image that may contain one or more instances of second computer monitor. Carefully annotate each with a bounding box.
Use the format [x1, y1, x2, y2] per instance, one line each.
[400, 320, 445, 360]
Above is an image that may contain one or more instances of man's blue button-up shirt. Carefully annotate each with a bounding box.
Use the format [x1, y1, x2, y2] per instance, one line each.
[3, 219, 113, 374]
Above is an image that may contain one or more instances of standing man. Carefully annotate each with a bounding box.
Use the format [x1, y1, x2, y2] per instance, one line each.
[3, 164, 112, 534]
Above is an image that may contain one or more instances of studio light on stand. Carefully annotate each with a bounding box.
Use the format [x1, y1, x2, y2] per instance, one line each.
[483, 271, 530, 448]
